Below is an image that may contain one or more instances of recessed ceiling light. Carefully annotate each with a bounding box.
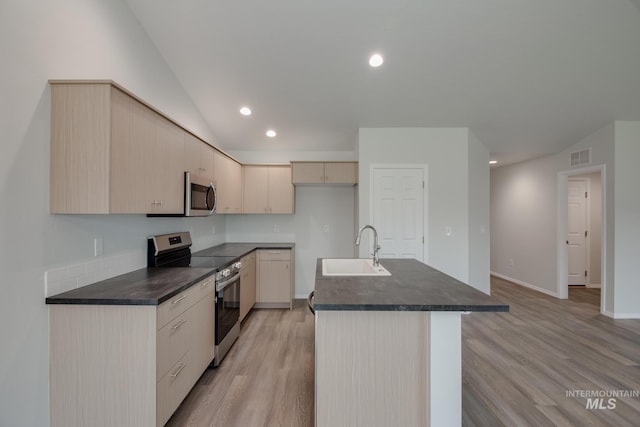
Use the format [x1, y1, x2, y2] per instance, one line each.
[239, 106, 252, 116]
[266, 129, 276, 138]
[489, 160, 498, 164]
[369, 53, 384, 67]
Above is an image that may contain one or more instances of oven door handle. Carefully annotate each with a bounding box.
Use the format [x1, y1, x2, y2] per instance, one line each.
[216, 272, 240, 291]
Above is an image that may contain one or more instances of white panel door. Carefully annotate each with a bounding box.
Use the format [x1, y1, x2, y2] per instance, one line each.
[372, 168, 424, 261]
[567, 179, 587, 285]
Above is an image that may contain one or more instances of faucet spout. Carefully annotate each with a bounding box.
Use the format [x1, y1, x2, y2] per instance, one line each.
[355, 225, 380, 266]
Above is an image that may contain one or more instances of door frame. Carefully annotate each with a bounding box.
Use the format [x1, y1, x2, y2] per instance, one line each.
[369, 164, 429, 263]
[557, 164, 606, 313]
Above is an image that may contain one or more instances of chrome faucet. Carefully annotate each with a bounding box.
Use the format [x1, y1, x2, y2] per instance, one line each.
[355, 225, 380, 266]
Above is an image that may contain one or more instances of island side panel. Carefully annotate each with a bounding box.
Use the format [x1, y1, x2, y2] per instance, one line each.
[49, 305, 157, 427]
[315, 310, 430, 427]
[430, 312, 462, 426]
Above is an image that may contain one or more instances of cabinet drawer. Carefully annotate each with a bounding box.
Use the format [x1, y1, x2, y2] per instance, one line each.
[258, 249, 291, 261]
[157, 351, 194, 427]
[157, 288, 196, 330]
[157, 311, 191, 378]
[189, 275, 215, 302]
[158, 279, 212, 330]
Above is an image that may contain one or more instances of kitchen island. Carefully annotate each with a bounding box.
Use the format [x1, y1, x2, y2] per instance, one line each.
[313, 258, 508, 427]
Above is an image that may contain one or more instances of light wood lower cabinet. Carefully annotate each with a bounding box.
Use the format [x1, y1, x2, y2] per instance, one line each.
[256, 249, 294, 309]
[49, 276, 215, 427]
[239, 251, 257, 321]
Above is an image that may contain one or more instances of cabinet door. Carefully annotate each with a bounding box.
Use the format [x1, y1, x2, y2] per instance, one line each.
[184, 132, 214, 183]
[212, 150, 228, 212]
[243, 166, 269, 213]
[226, 158, 243, 213]
[291, 162, 325, 184]
[190, 290, 215, 374]
[257, 261, 291, 303]
[257, 252, 291, 304]
[152, 115, 185, 214]
[324, 162, 358, 184]
[110, 96, 184, 214]
[240, 252, 256, 321]
[50, 83, 112, 213]
[268, 166, 294, 214]
[110, 93, 155, 213]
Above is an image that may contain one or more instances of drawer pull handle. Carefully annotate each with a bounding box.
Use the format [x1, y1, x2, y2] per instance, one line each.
[170, 363, 186, 378]
[172, 295, 187, 304]
[201, 280, 212, 288]
[269, 251, 281, 254]
[171, 319, 187, 330]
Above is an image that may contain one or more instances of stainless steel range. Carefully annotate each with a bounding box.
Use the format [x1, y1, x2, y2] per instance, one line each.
[148, 232, 241, 367]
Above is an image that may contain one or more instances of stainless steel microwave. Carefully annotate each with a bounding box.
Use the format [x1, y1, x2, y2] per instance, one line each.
[185, 171, 217, 216]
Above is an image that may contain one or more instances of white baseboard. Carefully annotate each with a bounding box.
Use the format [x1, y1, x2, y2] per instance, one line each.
[602, 310, 640, 319]
[490, 271, 560, 298]
[586, 283, 601, 289]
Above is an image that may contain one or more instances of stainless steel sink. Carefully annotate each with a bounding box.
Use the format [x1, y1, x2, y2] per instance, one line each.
[322, 258, 391, 276]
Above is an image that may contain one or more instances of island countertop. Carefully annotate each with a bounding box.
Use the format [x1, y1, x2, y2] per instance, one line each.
[313, 258, 509, 312]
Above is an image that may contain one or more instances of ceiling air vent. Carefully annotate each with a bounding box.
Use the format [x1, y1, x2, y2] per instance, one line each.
[570, 148, 591, 167]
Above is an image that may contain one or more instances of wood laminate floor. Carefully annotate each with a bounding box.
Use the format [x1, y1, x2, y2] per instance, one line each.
[167, 279, 640, 427]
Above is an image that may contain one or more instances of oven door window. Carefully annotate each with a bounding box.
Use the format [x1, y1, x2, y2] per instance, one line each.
[216, 279, 240, 343]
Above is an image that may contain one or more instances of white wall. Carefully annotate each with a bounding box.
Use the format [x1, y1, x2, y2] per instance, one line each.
[490, 155, 561, 294]
[0, 1, 225, 425]
[468, 132, 491, 293]
[491, 124, 615, 299]
[490, 121, 640, 317]
[357, 128, 475, 283]
[613, 122, 640, 316]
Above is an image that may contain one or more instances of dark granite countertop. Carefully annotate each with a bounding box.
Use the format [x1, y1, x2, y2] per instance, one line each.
[46, 242, 294, 306]
[313, 258, 509, 312]
[192, 242, 294, 257]
[45, 267, 216, 305]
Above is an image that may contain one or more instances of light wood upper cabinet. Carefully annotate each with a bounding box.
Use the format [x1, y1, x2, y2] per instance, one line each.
[213, 150, 242, 214]
[184, 132, 214, 183]
[291, 161, 358, 185]
[110, 92, 184, 214]
[50, 82, 185, 214]
[243, 165, 294, 214]
[50, 83, 112, 213]
[226, 158, 243, 213]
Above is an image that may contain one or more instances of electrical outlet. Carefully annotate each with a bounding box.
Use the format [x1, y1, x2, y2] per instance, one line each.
[94, 237, 104, 257]
[445, 226, 452, 236]
[323, 224, 330, 233]
[509, 258, 514, 267]
[273, 224, 280, 233]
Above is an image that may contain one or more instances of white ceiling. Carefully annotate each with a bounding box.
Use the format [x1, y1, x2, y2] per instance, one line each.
[125, 0, 640, 165]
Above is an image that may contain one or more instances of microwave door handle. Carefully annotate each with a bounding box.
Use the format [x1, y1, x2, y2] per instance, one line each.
[207, 184, 217, 213]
